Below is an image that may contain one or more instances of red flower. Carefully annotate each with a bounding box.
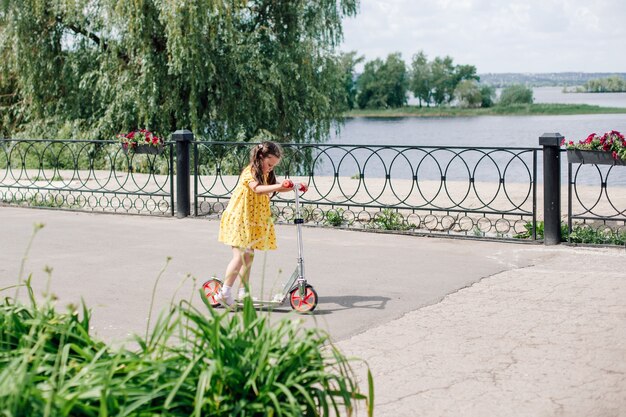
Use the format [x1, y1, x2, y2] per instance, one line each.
[117, 129, 163, 152]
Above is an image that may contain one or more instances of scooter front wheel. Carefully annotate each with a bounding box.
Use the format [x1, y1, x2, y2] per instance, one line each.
[202, 278, 223, 308]
[289, 284, 318, 313]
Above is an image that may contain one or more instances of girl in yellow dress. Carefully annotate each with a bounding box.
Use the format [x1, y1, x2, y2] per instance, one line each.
[216, 141, 300, 306]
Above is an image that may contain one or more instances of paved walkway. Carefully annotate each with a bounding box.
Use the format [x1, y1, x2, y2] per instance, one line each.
[1, 207, 625, 416]
[338, 245, 626, 417]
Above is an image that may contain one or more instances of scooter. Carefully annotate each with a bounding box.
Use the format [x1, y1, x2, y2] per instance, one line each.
[202, 180, 318, 313]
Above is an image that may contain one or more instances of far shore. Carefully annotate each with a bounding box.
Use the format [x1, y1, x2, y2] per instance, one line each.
[344, 103, 626, 118]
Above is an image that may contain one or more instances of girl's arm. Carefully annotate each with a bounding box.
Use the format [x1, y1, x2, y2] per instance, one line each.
[248, 181, 292, 195]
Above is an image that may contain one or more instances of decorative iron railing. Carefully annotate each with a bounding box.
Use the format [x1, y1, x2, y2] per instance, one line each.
[567, 157, 626, 245]
[194, 142, 539, 240]
[0, 139, 174, 215]
[4, 136, 625, 245]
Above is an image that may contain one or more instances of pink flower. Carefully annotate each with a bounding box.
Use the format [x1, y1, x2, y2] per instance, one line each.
[612, 151, 618, 159]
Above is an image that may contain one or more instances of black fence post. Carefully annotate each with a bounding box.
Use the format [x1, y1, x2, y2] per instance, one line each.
[172, 129, 194, 218]
[539, 132, 563, 245]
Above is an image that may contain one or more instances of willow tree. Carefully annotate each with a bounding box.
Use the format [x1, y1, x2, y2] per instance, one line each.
[0, 0, 358, 142]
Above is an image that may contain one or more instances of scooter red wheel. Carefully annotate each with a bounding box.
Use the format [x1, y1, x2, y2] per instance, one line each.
[202, 278, 223, 308]
[289, 284, 318, 313]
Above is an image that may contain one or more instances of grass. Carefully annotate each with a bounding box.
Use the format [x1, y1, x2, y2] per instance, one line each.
[0, 224, 373, 417]
[344, 103, 626, 118]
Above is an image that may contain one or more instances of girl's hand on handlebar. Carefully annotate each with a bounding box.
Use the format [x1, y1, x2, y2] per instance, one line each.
[281, 179, 294, 189]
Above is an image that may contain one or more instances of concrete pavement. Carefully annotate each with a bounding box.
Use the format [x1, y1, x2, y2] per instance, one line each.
[1, 206, 625, 416]
[337, 245, 626, 417]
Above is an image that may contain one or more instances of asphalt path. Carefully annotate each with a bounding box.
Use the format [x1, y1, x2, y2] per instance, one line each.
[1, 206, 551, 345]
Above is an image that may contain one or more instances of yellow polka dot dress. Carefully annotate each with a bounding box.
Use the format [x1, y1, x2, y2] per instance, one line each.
[218, 165, 277, 250]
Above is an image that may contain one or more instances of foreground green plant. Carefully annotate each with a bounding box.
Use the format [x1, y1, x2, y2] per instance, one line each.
[0, 227, 373, 417]
[1, 295, 373, 416]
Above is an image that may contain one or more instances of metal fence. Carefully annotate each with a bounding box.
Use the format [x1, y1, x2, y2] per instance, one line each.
[3, 134, 625, 245]
[0, 139, 174, 215]
[567, 156, 626, 244]
[194, 141, 538, 241]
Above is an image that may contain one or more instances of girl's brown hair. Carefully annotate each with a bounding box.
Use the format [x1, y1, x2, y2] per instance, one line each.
[249, 141, 283, 185]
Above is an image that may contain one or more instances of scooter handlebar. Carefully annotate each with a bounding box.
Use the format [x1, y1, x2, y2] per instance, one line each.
[282, 179, 307, 193]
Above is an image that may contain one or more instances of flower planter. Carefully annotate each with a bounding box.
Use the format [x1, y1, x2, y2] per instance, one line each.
[567, 149, 626, 166]
[135, 144, 164, 155]
[123, 144, 165, 155]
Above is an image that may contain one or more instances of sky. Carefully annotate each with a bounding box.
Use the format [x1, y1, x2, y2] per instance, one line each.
[339, 0, 626, 74]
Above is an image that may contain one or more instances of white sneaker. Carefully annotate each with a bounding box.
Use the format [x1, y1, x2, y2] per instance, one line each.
[272, 293, 284, 303]
[215, 290, 235, 307]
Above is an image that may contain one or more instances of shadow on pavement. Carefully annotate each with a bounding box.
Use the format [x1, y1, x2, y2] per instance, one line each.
[316, 295, 391, 312]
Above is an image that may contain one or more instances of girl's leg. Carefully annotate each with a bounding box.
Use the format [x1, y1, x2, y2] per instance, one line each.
[217, 248, 243, 306]
[238, 249, 255, 287]
[218, 247, 255, 306]
[223, 247, 254, 287]
[237, 249, 254, 299]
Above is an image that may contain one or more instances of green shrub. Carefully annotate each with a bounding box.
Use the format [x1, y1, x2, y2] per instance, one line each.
[371, 208, 414, 231]
[325, 208, 346, 227]
[0, 227, 373, 417]
[0, 289, 372, 417]
[514, 220, 625, 245]
[568, 225, 626, 245]
[498, 84, 534, 106]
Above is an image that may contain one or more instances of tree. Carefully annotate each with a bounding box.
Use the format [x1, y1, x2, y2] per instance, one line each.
[430, 56, 456, 106]
[498, 84, 534, 106]
[479, 85, 496, 108]
[338, 51, 365, 111]
[356, 52, 408, 109]
[0, 0, 358, 143]
[382, 53, 409, 108]
[584, 76, 626, 93]
[453, 65, 479, 86]
[409, 51, 432, 107]
[454, 80, 482, 108]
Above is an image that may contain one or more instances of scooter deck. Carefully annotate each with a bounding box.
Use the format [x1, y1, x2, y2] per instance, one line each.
[230, 291, 288, 306]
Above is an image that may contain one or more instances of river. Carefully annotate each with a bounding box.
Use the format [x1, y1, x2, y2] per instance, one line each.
[328, 88, 626, 185]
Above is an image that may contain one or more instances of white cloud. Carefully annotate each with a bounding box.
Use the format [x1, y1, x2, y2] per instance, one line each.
[340, 0, 626, 73]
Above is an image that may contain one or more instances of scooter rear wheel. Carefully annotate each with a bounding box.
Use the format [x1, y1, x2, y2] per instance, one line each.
[289, 284, 318, 313]
[202, 278, 223, 308]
